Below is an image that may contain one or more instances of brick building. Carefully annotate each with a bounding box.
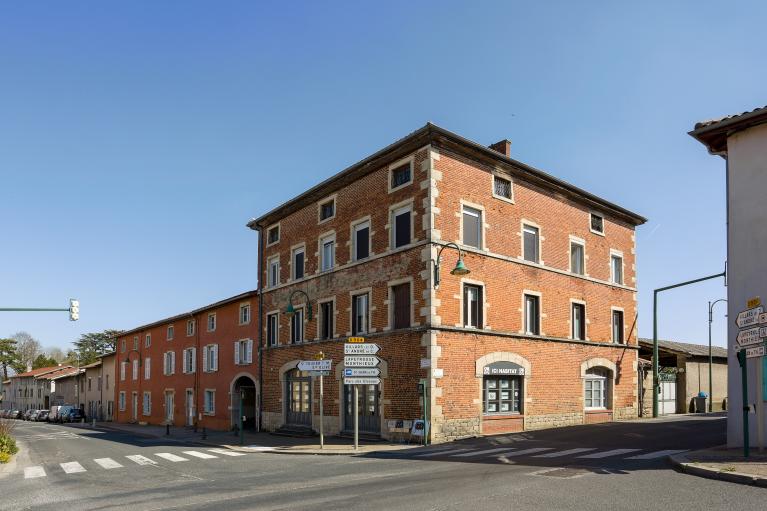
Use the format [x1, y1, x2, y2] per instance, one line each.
[249, 123, 646, 442]
[113, 290, 257, 431]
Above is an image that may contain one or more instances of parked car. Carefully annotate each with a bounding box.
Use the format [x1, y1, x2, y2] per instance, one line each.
[48, 405, 63, 422]
[28, 410, 39, 421]
[35, 410, 49, 422]
[23, 409, 34, 420]
[0, 410, 8, 418]
[62, 408, 84, 423]
[55, 405, 73, 423]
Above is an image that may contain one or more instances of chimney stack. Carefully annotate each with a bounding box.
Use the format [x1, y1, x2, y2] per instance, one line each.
[489, 139, 512, 157]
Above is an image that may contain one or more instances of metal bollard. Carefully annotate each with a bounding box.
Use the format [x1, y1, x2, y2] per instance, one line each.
[166, 424, 170, 436]
[202, 427, 207, 440]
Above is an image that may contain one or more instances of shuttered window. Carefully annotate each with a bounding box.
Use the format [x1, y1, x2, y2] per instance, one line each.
[393, 207, 411, 248]
[612, 310, 624, 343]
[463, 284, 483, 328]
[523, 225, 539, 263]
[524, 294, 540, 335]
[266, 313, 279, 346]
[319, 301, 333, 340]
[462, 207, 482, 248]
[290, 308, 304, 344]
[570, 242, 584, 275]
[392, 283, 411, 329]
[572, 303, 585, 340]
[352, 293, 369, 335]
[354, 222, 370, 260]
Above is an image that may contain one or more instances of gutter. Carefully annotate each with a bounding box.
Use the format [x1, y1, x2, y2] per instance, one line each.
[248, 221, 264, 433]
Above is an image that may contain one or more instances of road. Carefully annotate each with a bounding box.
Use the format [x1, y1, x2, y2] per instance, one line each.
[0, 414, 762, 510]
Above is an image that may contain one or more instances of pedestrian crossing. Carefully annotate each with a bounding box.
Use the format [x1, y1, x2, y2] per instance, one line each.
[410, 445, 688, 464]
[21, 449, 250, 479]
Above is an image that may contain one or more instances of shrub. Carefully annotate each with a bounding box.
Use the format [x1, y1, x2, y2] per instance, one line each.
[0, 452, 10, 464]
[0, 418, 14, 437]
[0, 434, 17, 456]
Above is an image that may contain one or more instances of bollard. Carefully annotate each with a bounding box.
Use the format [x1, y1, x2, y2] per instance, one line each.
[92, 418, 96, 428]
[202, 427, 207, 440]
[166, 424, 170, 436]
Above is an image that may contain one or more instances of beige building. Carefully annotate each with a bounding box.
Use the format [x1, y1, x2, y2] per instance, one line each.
[99, 352, 116, 421]
[639, 339, 727, 415]
[79, 353, 116, 421]
[47, 367, 84, 408]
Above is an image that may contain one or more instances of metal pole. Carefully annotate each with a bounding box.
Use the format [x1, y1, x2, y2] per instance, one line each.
[756, 351, 764, 452]
[738, 349, 749, 458]
[319, 374, 324, 449]
[709, 301, 713, 413]
[239, 391, 244, 446]
[353, 385, 359, 451]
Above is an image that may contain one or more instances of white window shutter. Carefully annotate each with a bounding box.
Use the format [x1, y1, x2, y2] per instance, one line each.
[246, 339, 253, 364]
[234, 341, 240, 365]
[202, 346, 208, 373]
[213, 345, 218, 371]
[191, 348, 196, 373]
[145, 358, 150, 380]
[171, 352, 176, 375]
[211, 392, 215, 414]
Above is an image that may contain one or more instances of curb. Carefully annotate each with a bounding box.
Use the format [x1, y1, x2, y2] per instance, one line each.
[668, 453, 767, 487]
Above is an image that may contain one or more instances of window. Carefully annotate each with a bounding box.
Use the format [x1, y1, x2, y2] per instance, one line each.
[268, 256, 280, 287]
[462, 206, 482, 249]
[483, 376, 521, 414]
[611, 254, 623, 285]
[163, 352, 175, 376]
[267, 224, 280, 245]
[612, 310, 624, 343]
[352, 293, 369, 335]
[204, 390, 215, 415]
[88, 378, 92, 391]
[524, 294, 540, 335]
[182, 348, 196, 374]
[392, 283, 411, 329]
[133, 336, 139, 351]
[145, 334, 151, 348]
[119, 392, 126, 411]
[320, 236, 335, 271]
[167, 325, 174, 340]
[493, 175, 513, 201]
[144, 358, 151, 380]
[142, 392, 151, 416]
[132, 359, 139, 380]
[121, 339, 126, 353]
[585, 368, 609, 409]
[463, 284, 483, 328]
[186, 319, 195, 337]
[590, 213, 604, 235]
[390, 162, 412, 190]
[203, 344, 218, 372]
[353, 221, 370, 261]
[207, 313, 216, 332]
[392, 207, 411, 248]
[120, 362, 126, 381]
[319, 301, 333, 340]
[570, 241, 584, 275]
[292, 247, 305, 280]
[234, 339, 253, 365]
[290, 308, 304, 344]
[572, 303, 586, 340]
[106, 374, 109, 390]
[239, 303, 251, 325]
[523, 224, 539, 263]
[266, 312, 279, 346]
[319, 199, 335, 222]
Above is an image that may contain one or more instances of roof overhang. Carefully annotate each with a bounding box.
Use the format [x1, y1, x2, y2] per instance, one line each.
[689, 106, 767, 156]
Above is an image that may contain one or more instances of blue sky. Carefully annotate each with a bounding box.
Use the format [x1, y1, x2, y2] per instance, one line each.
[1, 1, 762, 352]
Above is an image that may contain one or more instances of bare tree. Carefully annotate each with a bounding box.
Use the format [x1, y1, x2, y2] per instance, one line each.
[11, 331, 41, 372]
[45, 347, 66, 363]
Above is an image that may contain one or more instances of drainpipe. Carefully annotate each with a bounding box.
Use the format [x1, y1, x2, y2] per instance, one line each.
[254, 224, 264, 433]
[194, 311, 200, 429]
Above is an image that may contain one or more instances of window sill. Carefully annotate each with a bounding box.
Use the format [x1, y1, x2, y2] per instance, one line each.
[492, 193, 515, 204]
[483, 413, 523, 420]
[584, 408, 609, 413]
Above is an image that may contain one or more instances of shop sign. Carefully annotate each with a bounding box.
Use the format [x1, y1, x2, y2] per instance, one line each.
[483, 361, 525, 376]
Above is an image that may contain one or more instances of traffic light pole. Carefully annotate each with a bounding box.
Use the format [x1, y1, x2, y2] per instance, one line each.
[0, 299, 79, 320]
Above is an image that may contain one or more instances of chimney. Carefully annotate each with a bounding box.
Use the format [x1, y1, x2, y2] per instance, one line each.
[489, 139, 512, 157]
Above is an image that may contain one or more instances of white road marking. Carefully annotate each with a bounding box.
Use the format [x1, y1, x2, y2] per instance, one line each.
[126, 455, 157, 466]
[452, 447, 514, 457]
[155, 452, 189, 462]
[499, 447, 553, 457]
[577, 448, 642, 459]
[60, 461, 87, 474]
[24, 466, 46, 479]
[94, 457, 123, 469]
[533, 448, 597, 458]
[183, 450, 218, 459]
[415, 448, 471, 457]
[626, 449, 689, 460]
[207, 449, 247, 457]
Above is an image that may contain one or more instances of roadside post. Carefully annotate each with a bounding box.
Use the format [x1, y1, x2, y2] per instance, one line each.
[297, 355, 332, 449]
[239, 388, 245, 446]
[734, 297, 767, 457]
[343, 337, 381, 451]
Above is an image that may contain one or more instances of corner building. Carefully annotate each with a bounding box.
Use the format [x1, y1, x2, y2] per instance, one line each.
[250, 124, 646, 443]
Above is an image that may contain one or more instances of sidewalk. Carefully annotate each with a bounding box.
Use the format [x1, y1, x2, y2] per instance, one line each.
[73, 421, 420, 456]
[670, 446, 767, 487]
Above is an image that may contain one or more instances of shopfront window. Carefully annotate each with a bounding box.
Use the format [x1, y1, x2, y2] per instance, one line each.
[482, 361, 524, 414]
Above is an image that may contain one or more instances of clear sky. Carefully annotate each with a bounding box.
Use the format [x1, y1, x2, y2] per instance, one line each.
[1, 1, 762, 352]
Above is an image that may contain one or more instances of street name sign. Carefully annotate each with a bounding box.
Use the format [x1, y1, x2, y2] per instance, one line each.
[298, 360, 332, 372]
[343, 355, 381, 367]
[344, 343, 380, 355]
[737, 327, 763, 346]
[737, 306, 764, 328]
[745, 345, 766, 359]
[343, 377, 381, 385]
[347, 337, 366, 343]
[308, 370, 331, 377]
[344, 368, 380, 377]
[759, 313, 767, 325]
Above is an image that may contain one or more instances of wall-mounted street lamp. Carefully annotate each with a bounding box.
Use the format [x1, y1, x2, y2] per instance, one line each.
[124, 349, 143, 367]
[285, 289, 313, 321]
[432, 242, 470, 288]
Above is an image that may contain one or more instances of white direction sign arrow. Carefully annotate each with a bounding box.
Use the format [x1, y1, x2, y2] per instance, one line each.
[343, 355, 381, 367]
[737, 327, 763, 346]
[297, 360, 332, 372]
[344, 368, 380, 377]
[745, 345, 766, 359]
[344, 343, 380, 355]
[344, 377, 381, 385]
[737, 306, 763, 328]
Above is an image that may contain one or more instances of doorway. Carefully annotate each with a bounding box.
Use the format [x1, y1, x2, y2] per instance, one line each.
[285, 369, 312, 426]
[659, 378, 677, 415]
[131, 392, 138, 422]
[344, 384, 380, 434]
[165, 391, 175, 423]
[185, 390, 195, 426]
[232, 376, 257, 430]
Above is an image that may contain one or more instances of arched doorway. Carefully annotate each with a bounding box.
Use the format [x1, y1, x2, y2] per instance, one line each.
[232, 375, 257, 430]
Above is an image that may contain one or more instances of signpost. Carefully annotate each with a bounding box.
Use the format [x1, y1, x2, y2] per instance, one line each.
[298, 355, 332, 449]
[343, 377, 381, 385]
[344, 355, 381, 367]
[746, 345, 766, 359]
[344, 343, 380, 355]
[735, 299, 767, 457]
[344, 368, 380, 377]
[343, 337, 381, 450]
[737, 327, 763, 347]
[737, 306, 763, 328]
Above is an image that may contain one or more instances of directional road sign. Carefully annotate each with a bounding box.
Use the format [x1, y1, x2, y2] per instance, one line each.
[298, 360, 332, 372]
[343, 377, 381, 385]
[308, 370, 331, 377]
[344, 343, 380, 355]
[745, 345, 766, 359]
[737, 306, 764, 328]
[343, 355, 381, 367]
[737, 327, 763, 346]
[344, 368, 380, 377]
[347, 337, 366, 343]
[760, 313, 767, 326]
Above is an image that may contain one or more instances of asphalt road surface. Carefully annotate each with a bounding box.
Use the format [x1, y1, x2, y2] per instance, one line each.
[0, 414, 761, 510]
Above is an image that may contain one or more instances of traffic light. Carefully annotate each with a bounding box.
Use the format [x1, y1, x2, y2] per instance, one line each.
[69, 299, 79, 321]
